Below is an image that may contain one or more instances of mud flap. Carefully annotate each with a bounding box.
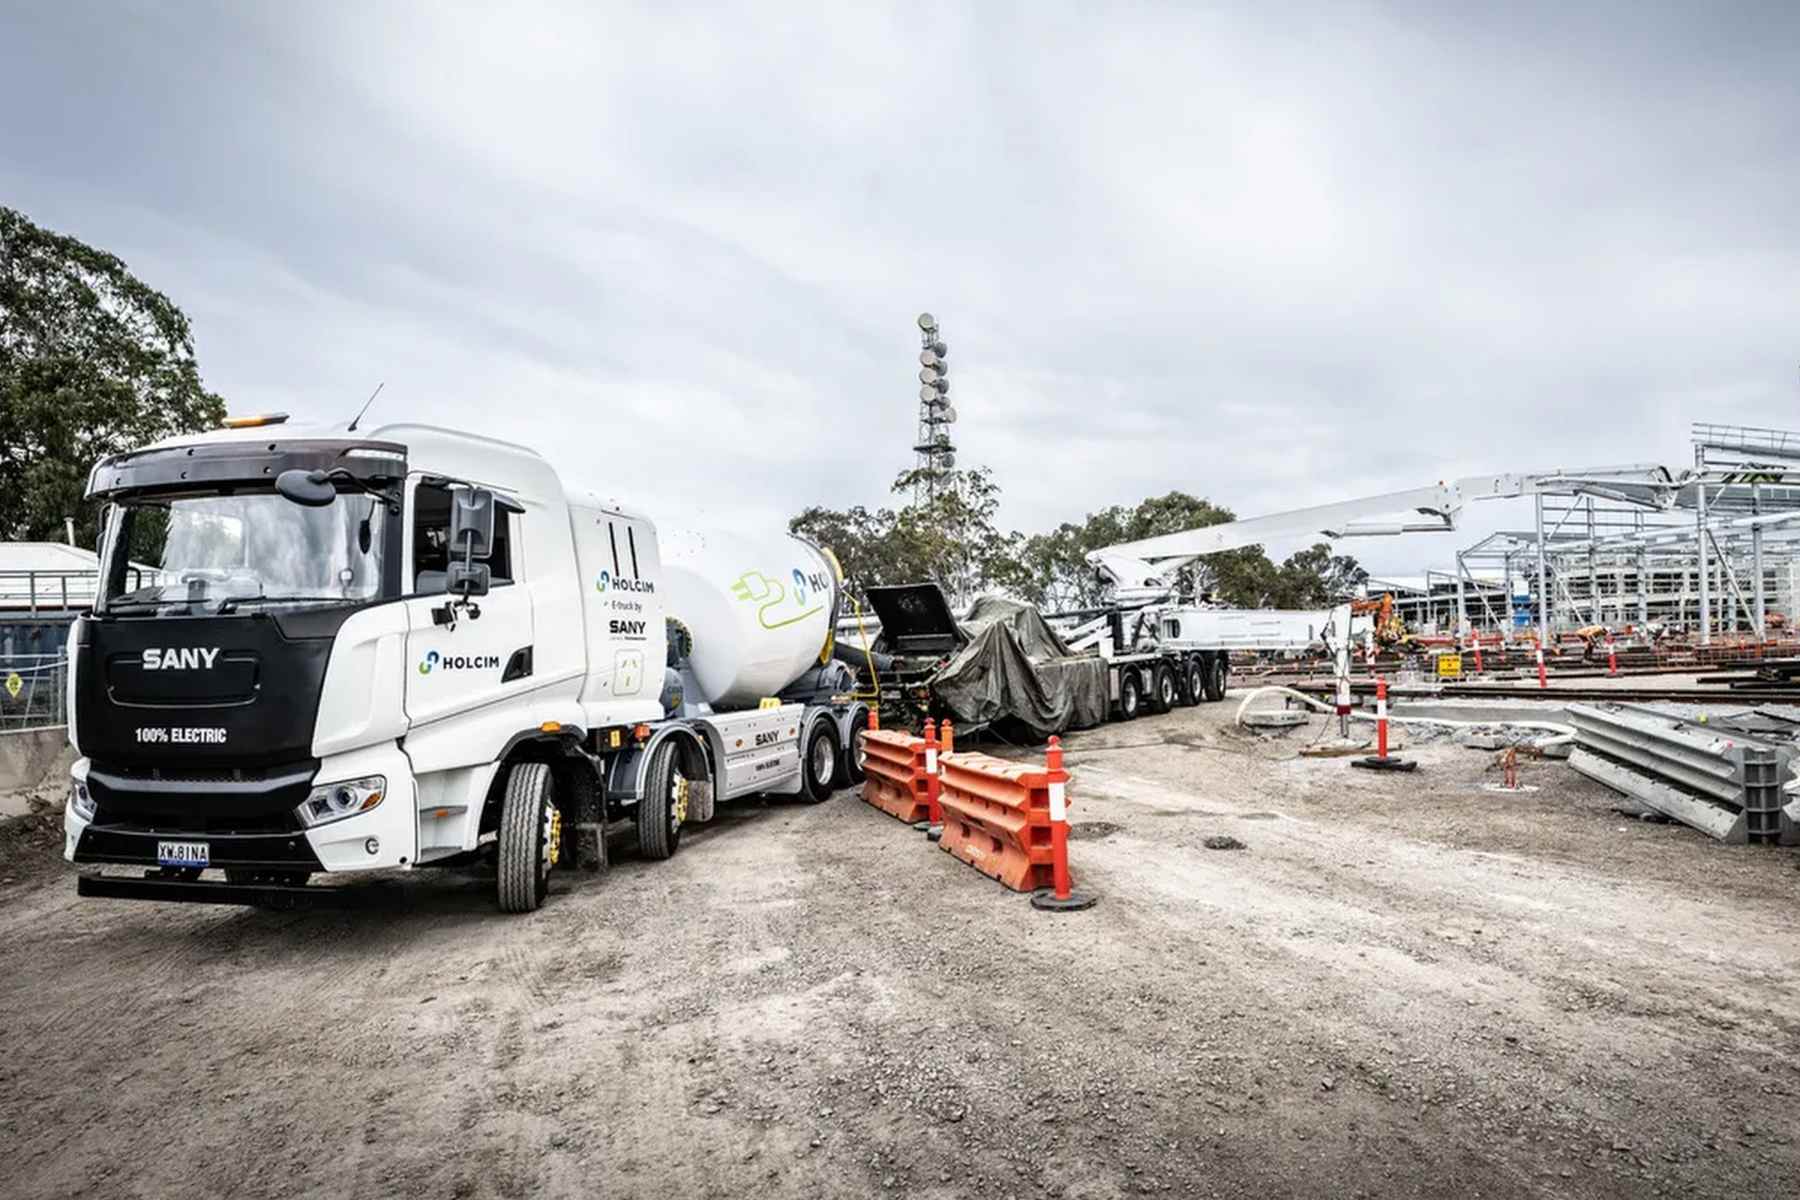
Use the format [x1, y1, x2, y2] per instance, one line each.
[687, 780, 715, 824]
[569, 759, 607, 871]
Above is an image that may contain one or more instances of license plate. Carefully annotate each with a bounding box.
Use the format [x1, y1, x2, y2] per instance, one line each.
[157, 840, 209, 868]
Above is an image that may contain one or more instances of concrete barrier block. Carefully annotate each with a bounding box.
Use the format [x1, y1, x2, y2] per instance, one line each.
[1569, 747, 1746, 843]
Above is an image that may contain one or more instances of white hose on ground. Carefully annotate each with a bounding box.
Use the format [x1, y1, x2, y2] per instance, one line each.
[1233, 685, 1577, 748]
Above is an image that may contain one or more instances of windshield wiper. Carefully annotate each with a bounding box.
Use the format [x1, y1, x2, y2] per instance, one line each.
[218, 595, 359, 613]
[103, 600, 174, 613]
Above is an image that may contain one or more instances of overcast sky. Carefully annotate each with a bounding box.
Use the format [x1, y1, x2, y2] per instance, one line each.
[4, 1, 1798, 574]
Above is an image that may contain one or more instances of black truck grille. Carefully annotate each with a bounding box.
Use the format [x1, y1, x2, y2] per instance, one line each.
[87, 759, 317, 835]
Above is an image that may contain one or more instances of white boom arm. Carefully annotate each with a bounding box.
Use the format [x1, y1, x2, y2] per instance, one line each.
[1087, 467, 1681, 597]
[1084, 464, 1684, 739]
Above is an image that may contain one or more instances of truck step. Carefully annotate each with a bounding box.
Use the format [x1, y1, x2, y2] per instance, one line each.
[76, 873, 361, 909]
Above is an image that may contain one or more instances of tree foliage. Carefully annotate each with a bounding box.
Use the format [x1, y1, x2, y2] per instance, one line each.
[791, 466, 1023, 609]
[0, 206, 225, 545]
[794, 471, 1367, 614]
[1010, 492, 1368, 610]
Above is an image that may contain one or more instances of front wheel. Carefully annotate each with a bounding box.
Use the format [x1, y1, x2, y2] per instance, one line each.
[497, 761, 558, 913]
[636, 740, 686, 861]
[802, 721, 842, 803]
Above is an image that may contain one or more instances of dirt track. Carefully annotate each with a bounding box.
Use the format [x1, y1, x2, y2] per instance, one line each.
[2, 700, 1798, 1199]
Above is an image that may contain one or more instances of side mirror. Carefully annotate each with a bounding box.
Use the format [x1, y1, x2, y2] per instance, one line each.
[450, 487, 495, 560]
[276, 469, 336, 507]
[447, 560, 491, 598]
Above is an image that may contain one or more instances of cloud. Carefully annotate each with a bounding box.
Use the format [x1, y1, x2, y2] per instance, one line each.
[3, 0, 1798, 575]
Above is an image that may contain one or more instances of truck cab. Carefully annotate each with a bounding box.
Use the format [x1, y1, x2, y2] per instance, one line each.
[64, 417, 867, 911]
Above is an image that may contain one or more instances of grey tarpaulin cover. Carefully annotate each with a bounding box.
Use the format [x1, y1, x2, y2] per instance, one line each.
[929, 596, 1109, 738]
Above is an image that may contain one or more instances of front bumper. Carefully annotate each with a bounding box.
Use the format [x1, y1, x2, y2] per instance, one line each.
[65, 744, 418, 875]
[73, 821, 325, 871]
[75, 873, 360, 908]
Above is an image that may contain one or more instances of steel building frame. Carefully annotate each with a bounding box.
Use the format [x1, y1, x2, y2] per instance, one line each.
[1433, 424, 1800, 643]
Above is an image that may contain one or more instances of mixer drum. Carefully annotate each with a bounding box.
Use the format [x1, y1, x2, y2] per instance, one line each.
[659, 528, 840, 709]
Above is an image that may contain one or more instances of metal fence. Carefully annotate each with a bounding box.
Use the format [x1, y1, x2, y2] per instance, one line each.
[0, 569, 103, 614]
[1, 654, 68, 731]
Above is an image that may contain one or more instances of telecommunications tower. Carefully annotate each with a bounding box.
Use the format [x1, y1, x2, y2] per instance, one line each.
[912, 312, 957, 505]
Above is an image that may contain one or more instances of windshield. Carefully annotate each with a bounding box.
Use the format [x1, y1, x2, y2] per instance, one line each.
[100, 491, 390, 614]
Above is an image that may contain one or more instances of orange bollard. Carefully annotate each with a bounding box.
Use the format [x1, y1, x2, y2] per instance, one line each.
[1606, 633, 1618, 678]
[1536, 644, 1548, 689]
[941, 718, 955, 756]
[1352, 675, 1415, 773]
[1031, 736, 1096, 912]
[1471, 634, 1484, 674]
[868, 707, 879, 731]
[1375, 676, 1389, 759]
[917, 717, 944, 837]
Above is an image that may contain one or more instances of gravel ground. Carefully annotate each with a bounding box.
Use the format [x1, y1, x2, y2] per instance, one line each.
[1, 697, 1797, 1199]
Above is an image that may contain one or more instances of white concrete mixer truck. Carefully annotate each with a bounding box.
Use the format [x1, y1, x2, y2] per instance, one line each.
[62, 419, 872, 911]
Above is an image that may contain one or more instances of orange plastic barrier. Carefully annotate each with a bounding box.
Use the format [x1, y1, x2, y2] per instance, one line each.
[935, 745, 1070, 892]
[860, 729, 930, 824]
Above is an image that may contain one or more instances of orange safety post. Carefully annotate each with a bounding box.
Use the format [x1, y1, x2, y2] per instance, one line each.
[1470, 633, 1484, 674]
[916, 717, 944, 836]
[868, 707, 879, 731]
[1030, 737, 1095, 912]
[1376, 677, 1388, 758]
[930, 719, 955, 843]
[1352, 675, 1415, 773]
[1606, 632, 1618, 678]
[1536, 644, 1548, 689]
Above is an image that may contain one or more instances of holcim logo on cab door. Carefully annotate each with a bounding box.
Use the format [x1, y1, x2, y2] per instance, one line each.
[418, 650, 501, 675]
[595, 570, 654, 594]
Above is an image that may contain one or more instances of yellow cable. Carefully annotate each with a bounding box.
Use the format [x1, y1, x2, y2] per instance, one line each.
[848, 592, 882, 703]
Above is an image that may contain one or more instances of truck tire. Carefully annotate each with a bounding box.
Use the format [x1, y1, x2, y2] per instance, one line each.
[1118, 670, 1143, 721]
[498, 760, 557, 913]
[1181, 657, 1206, 706]
[1203, 654, 1228, 702]
[636, 739, 685, 861]
[1150, 663, 1179, 714]
[802, 721, 842, 802]
[841, 709, 870, 785]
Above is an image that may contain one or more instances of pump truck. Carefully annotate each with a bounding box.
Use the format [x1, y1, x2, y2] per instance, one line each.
[63, 417, 871, 911]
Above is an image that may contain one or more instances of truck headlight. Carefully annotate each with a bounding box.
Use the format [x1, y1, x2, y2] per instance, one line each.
[70, 782, 96, 821]
[296, 776, 386, 828]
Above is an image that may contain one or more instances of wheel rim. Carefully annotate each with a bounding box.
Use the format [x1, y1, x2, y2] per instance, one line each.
[811, 733, 836, 784]
[670, 770, 689, 834]
[541, 801, 561, 877]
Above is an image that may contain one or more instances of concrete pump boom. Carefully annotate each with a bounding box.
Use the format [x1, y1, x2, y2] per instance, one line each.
[1086, 467, 1684, 598]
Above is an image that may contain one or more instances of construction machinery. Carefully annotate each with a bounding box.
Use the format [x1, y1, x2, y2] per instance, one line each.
[1351, 593, 1414, 652]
